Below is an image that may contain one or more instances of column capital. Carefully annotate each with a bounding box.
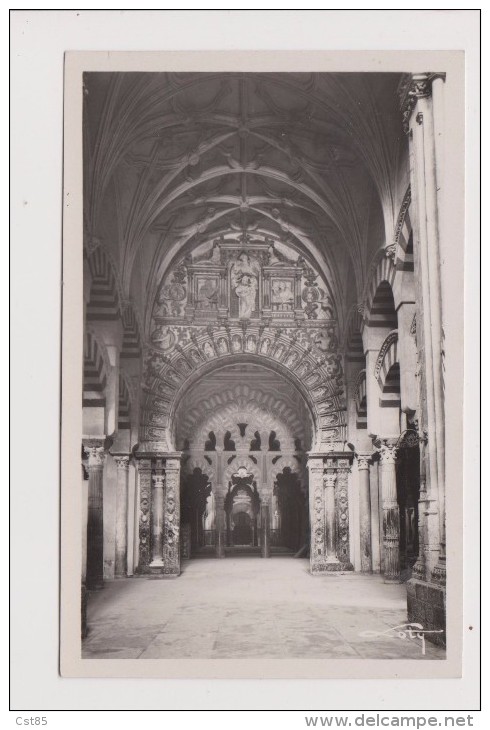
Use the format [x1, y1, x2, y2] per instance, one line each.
[152, 472, 165, 488]
[376, 439, 399, 465]
[357, 453, 372, 470]
[398, 72, 446, 133]
[83, 439, 106, 469]
[113, 454, 130, 470]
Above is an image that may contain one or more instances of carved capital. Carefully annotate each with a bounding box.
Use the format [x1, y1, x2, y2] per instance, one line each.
[398, 73, 445, 134]
[113, 455, 130, 470]
[152, 473, 165, 489]
[87, 446, 105, 469]
[357, 453, 371, 471]
[378, 439, 399, 465]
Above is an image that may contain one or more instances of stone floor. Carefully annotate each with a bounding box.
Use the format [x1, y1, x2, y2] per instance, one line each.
[83, 557, 446, 660]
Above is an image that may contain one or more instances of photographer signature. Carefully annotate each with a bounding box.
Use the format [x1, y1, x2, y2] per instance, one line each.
[359, 623, 444, 655]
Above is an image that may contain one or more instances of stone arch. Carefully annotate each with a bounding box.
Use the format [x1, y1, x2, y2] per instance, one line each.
[139, 336, 347, 452]
[177, 383, 306, 451]
[183, 454, 215, 477]
[83, 330, 108, 405]
[269, 454, 304, 483]
[85, 243, 122, 323]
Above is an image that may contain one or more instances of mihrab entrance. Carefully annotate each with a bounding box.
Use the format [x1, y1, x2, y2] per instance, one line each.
[175, 362, 311, 559]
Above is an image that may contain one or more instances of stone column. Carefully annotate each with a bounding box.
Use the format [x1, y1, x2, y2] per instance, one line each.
[323, 471, 338, 562]
[378, 440, 400, 583]
[401, 73, 446, 581]
[84, 440, 106, 590]
[215, 492, 226, 558]
[135, 458, 152, 571]
[163, 457, 181, 577]
[261, 500, 271, 558]
[369, 461, 381, 573]
[114, 455, 130, 578]
[357, 454, 372, 573]
[308, 455, 326, 573]
[149, 461, 165, 569]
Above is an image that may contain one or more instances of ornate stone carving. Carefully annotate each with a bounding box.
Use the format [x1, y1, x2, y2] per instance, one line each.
[136, 458, 152, 570]
[357, 453, 371, 471]
[113, 455, 130, 470]
[163, 457, 181, 576]
[393, 187, 411, 250]
[398, 73, 445, 134]
[335, 460, 351, 565]
[374, 330, 398, 380]
[384, 244, 396, 261]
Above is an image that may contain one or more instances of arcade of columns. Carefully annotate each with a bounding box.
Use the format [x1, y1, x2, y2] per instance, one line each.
[82, 72, 448, 643]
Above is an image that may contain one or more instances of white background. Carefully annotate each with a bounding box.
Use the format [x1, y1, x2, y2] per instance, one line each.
[10, 6, 481, 719]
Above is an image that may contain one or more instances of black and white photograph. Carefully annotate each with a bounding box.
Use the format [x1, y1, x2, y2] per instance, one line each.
[59, 53, 465, 677]
[12, 11, 481, 714]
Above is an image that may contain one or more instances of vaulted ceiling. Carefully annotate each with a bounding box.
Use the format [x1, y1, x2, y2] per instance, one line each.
[84, 72, 408, 335]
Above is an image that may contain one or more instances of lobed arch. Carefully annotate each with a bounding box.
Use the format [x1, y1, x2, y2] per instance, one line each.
[139, 344, 347, 453]
[181, 456, 216, 483]
[176, 382, 309, 451]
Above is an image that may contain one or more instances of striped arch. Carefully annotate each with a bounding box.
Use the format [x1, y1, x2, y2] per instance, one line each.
[86, 245, 121, 322]
[83, 331, 107, 407]
[121, 303, 141, 359]
[343, 304, 365, 364]
[117, 373, 131, 430]
[374, 331, 401, 408]
[355, 369, 367, 429]
[393, 187, 414, 272]
[364, 255, 397, 326]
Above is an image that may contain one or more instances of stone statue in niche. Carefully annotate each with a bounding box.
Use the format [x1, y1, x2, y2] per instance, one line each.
[231, 253, 260, 319]
[217, 337, 229, 354]
[231, 335, 242, 352]
[202, 341, 215, 359]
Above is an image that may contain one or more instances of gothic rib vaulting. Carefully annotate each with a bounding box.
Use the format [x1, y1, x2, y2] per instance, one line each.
[82, 72, 447, 647]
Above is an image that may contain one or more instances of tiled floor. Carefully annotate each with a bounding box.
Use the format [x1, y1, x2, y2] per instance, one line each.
[82, 557, 445, 660]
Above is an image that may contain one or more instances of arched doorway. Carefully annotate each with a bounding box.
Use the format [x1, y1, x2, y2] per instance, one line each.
[175, 361, 311, 560]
